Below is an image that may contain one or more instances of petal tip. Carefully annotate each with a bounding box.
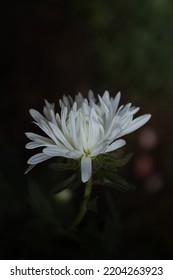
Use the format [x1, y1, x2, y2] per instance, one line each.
[81, 156, 92, 183]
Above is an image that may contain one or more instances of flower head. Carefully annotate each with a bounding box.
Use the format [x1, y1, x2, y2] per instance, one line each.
[25, 91, 151, 182]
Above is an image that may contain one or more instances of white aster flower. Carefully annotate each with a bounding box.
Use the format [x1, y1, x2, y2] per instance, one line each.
[25, 91, 151, 182]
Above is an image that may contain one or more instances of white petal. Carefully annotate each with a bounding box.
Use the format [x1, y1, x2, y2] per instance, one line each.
[56, 112, 61, 126]
[76, 92, 84, 104]
[43, 106, 50, 120]
[69, 110, 77, 146]
[104, 115, 121, 137]
[43, 100, 55, 121]
[128, 106, 140, 116]
[49, 109, 58, 125]
[25, 132, 54, 145]
[88, 90, 96, 103]
[121, 115, 133, 130]
[106, 139, 126, 153]
[88, 109, 101, 147]
[34, 120, 60, 145]
[61, 107, 70, 138]
[27, 153, 52, 164]
[44, 99, 55, 111]
[108, 127, 121, 142]
[24, 164, 36, 174]
[62, 95, 71, 109]
[59, 99, 65, 109]
[90, 140, 108, 156]
[102, 90, 111, 108]
[120, 114, 151, 136]
[48, 122, 74, 150]
[98, 94, 109, 115]
[113, 91, 121, 113]
[79, 112, 87, 151]
[29, 109, 45, 123]
[66, 150, 83, 158]
[43, 146, 67, 156]
[118, 103, 132, 117]
[43, 147, 82, 159]
[81, 156, 92, 183]
[25, 142, 45, 149]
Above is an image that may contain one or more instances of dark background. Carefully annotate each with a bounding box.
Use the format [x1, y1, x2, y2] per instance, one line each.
[1, 0, 173, 259]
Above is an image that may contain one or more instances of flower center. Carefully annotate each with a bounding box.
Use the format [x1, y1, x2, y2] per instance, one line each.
[84, 148, 91, 156]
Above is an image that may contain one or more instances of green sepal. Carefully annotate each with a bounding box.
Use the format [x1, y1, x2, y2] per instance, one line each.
[102, 153, 133, 169]
[50, 174, 81, 195]
[93, 153, 133, 173]
[100, 170, 136, 192]
[92, 156, 103, 171]
[49, 158, 79, 171]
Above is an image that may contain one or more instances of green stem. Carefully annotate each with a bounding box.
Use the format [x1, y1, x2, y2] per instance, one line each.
[69, 176, 92, 230]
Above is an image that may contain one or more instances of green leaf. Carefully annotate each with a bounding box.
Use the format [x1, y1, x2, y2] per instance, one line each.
[50, 174, 81, 194]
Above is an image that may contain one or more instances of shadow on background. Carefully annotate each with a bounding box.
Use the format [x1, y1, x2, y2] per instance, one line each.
[0, 0, 173, 259]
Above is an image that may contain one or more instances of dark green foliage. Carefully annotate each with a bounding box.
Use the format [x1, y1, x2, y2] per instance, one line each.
[100, 171, 135, 192]
[50, 174, 81, 194]
[1, 0, 173, 260]
[49, 158, 80, 171]
[28, 180, 57, 224]
[93, 152, 135, 192]
[86, 195, 99, 214]
[49, 152, 134, 194]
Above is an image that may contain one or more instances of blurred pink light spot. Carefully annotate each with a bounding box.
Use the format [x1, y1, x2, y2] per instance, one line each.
[134, 155, 154, 178]
[138, 128, 158, 149]
[145, 174, 163, 193]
